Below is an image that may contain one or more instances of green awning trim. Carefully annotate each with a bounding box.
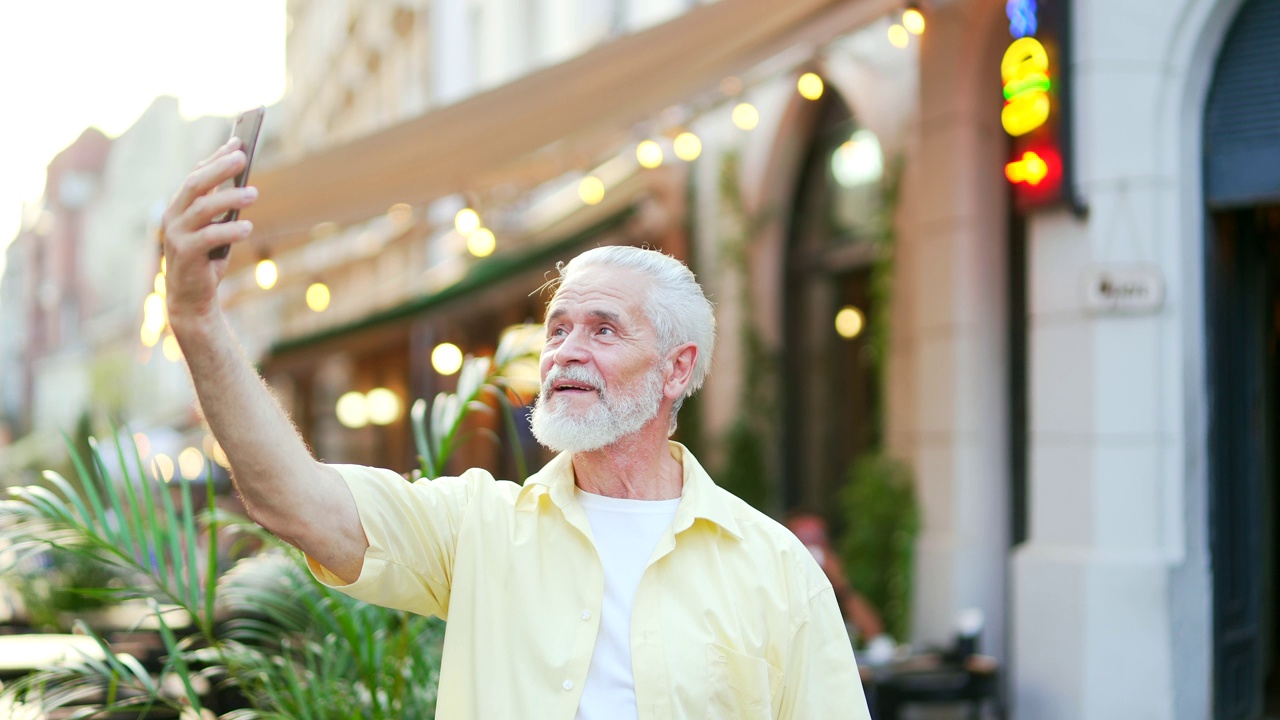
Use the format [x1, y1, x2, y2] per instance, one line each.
[267, 207, 635, 357]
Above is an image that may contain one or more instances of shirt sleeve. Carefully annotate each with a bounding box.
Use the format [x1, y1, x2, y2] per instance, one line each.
[304, 463, 484, 619]
[777, 586, 873, 719]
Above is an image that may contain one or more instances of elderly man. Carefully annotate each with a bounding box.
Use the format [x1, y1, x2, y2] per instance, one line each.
[163, 138, 870, 719]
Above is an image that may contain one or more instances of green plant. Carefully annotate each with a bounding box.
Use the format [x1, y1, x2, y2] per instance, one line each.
[411, 322, 543, 482]
[8, 546, 126, 631]
[0, 324, 542, 718]
[836, 453, 919, 641]
[712, 150, 780, 512]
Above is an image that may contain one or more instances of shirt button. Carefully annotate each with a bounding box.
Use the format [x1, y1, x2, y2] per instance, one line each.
[581, 610, 591, 620]
[563, 679, 574, 691]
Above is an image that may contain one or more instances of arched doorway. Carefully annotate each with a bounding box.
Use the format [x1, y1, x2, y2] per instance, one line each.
[781, 93, 887, 517]
[1205, 0, 1280, 715]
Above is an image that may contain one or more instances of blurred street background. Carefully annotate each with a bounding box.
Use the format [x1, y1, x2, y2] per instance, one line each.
[1, 0, 1278, 718]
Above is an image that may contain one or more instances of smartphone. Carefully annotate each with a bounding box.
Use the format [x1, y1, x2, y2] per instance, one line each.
[209, 105, 266, 259]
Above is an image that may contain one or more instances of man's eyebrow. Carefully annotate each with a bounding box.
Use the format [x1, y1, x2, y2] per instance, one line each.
[545, 307, 625, 325]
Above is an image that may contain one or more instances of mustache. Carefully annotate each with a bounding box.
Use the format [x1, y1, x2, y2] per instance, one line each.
[541, 365, 606, 395]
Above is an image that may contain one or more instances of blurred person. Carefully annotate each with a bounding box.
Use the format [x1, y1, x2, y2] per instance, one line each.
[784, 512, 885, 644]
[158, 139, 870, 719]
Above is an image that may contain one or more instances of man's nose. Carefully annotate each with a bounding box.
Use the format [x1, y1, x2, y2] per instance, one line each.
[552, 328, 590, 365]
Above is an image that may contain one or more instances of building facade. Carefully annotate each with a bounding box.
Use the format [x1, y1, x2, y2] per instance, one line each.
[250, 0, 1277, 715]
[3, 0, 1275, 716]
[0, 98, 232, 480]
[905, 0, 1278, 716]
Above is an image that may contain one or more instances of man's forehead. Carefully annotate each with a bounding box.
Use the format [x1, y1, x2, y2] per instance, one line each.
[546, 266, 649, 321]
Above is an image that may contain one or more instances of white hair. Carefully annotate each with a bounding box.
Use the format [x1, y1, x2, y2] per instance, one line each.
[552, 245, 716, 433]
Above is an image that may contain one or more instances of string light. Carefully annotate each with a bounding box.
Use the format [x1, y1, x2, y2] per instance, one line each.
[134, 432, 152, 459]
[636, 140, 664, 169]
[455, 208, 480, 235]
[432, 342, 464, 375]
[903, 7, 926, 34]
[141, 325, 162, 348]
[467, 228, 496, 257]
[178, 447, 205, 480]
[366, 388, 402, 425]
[162, 334, 183, 362]
[306, 282, 331, 312]
[673, 132, 702, 161]
[732, 103, 760, 130]
[255, 258, 278, 289]
[888, 23, 910, 48]
[141, 287, 166, 347]
[835, 306, 866, 339]
[203, 435, 230, 469]
[579, 176, 605, 205]
[387, 202, 413, 227]
[797, 73, 824, 100]
[151, 453, 175, 483]
[335, 391, 369, 429]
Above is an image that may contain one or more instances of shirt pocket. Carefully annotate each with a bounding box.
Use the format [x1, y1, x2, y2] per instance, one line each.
[706, 643, 783, 719]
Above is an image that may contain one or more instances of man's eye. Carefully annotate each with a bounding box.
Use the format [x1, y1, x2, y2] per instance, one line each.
[598, 327, 615, 335]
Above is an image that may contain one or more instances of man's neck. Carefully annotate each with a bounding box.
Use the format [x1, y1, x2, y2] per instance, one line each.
[571, 430, 683, 500]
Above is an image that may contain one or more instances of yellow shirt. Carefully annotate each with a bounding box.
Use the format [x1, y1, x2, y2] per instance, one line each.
[308, 442, 871, 719]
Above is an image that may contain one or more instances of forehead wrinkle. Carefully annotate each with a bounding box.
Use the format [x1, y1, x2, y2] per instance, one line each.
[546, 266, 652, 331]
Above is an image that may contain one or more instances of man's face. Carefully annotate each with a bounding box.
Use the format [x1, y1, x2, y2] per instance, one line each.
[529, 265, 667, 453]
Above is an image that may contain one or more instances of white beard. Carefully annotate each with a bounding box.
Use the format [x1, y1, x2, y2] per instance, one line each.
[529, 363, 665, 453]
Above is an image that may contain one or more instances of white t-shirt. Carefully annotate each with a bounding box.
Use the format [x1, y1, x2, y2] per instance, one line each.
[574, 489, 681, 720]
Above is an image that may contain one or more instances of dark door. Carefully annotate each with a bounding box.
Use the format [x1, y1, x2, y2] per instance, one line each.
[782, 95, 885, 516]
[1208, 205, 1280, 719]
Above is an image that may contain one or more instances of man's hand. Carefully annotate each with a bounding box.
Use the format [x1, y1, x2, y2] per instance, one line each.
[161, 137, 258, 327]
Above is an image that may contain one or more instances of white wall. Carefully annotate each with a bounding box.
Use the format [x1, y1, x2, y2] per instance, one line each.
[999, 0, 1245, 716]
[893, 0, 1012, 673]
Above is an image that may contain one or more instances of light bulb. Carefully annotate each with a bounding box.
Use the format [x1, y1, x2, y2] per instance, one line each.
[178, 447, 205, 480]
[579, 176, 605, 205]
[255, 258, 278, 289]
[336, 391, 369, 429]
[467, 228, 496, 257]
[306, 282, 331, 312]
[636, 140, 664, 169]
[732, 103, 760, 130]
[835, 306, 866, 339]
[162, 334, 183, 361]
[367, 388, 402, 425]
[454, 208, 480, 236]
[673, 132, 702, 162]
[903, 8, 926, 34]
[888, 24, 910, 48]
[432, 342, 464, 375]
[798, 73, 824, 100]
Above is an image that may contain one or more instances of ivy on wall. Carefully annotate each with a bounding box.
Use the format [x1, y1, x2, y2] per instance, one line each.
[710, 150, 778, 512]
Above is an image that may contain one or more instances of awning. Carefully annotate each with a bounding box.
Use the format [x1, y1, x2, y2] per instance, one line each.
[241, 0, 896, 266]
[265, 207, 636, 360]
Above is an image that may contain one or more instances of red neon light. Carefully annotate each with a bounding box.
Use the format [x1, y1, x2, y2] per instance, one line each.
[1005, 150, 1050, 186]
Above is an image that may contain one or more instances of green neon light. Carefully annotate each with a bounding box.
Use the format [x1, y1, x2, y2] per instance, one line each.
[1003, 73, 1051, 100]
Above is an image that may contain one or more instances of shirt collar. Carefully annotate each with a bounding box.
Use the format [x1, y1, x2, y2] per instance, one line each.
[518, 441, 743, 541]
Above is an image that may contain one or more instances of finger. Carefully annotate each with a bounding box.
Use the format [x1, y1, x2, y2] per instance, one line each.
[193, 136, 243, 171]
[188, 220, 254, 256]
[170, 151, 247, 218]
[181, 186, 259, 230]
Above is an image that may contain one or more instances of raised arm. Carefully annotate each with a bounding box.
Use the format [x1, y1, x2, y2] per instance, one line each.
[161, 138, 367, 583]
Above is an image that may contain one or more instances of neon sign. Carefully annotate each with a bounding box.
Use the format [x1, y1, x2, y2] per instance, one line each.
[1005, 151, 1049, 185]
[1001, 0, 1073, 209]
[1006, 0, 1038, 38]
[1001, 37, 1051, 136]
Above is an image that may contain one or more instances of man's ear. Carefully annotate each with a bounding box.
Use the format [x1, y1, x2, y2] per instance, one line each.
[664, 343, 698, 400]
